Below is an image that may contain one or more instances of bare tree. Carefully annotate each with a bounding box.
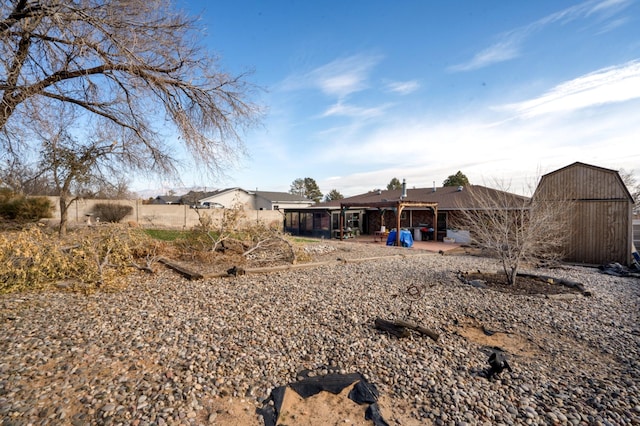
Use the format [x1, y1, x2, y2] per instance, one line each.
[35, 109, 125, 234]
[0, 158, 57, 195]
[453, 183, 574, 285]
[619, 169, 640, 215]
[1, 0, 261, 187]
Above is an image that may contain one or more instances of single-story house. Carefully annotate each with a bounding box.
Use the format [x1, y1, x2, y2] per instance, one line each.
[284, 182, 529, 241]
[534, 162, 635, 265]
[194, 188, 314, 210]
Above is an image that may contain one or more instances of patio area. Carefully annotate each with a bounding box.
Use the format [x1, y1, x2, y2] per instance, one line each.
[347, 234, 462, 253]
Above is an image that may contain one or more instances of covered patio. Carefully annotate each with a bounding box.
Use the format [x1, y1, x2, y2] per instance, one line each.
[339, 200, 439, 247]
[337, 233, 463, 253]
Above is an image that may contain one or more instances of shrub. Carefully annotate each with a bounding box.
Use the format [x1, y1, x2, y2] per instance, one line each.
[0, 190, 53, 222]
[15, 197, 54, 221]
[92, 202, 133, 223]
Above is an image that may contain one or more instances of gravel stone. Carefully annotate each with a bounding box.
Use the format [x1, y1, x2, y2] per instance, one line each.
[1, 241, 639, 425]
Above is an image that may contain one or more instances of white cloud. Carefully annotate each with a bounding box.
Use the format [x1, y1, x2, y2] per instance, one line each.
[450, 0, 633, 72]
[315, 92, 640, 196]
[386, 80, 420, 95]
[279, 54, 383, 98]
[502, 59, 640, 117]
[321, 101, 390, 119]
[449, 39, 522, 72]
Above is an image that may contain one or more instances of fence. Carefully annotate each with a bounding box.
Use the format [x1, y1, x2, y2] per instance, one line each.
[42, 197, 284, 230]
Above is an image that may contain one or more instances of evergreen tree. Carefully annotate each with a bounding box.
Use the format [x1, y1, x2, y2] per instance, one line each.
[387, 177, 402, 190]
[443, 171, 470, 187]
[303, 177, 323, 203]
[324, 189, 344, 202]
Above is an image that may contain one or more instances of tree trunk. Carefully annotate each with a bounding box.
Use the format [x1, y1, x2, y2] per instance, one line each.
[58, 194, 71, 237]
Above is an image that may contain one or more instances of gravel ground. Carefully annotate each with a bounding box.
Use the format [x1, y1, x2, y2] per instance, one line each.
[1, 241, 639, 425]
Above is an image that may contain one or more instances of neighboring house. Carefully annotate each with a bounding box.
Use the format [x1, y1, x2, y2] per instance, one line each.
[191, 188, 313, 210]
[284, 182, 529, 241]
[197, 188, 253, 209]
[534, 162, 635, 266]
[151, 195, 181, 205]
[254, 191, 314, 211]
[179, 190, 219, 206]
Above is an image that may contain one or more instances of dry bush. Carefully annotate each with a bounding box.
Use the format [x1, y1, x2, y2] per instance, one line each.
[0, 224, 165, 294]
[177, 203, 295, 265]
[0, 225, 69, 293]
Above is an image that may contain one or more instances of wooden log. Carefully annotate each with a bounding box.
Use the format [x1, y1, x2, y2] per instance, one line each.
[393, 320, 440, 342]
[374, 318, 410, 338]
[158, 257, 204, 280]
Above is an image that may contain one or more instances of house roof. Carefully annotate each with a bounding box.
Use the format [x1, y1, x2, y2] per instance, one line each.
[179, 190, 220, 204]
[255, 191, 312, 203]
[155, 195, 181, 203]
[314, 185, 529, 210]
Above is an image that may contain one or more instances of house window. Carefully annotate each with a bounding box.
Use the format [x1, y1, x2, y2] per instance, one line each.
[346, 212, 360, 229]
[314, 212, 329, 230]
[288, 212, 299, 228]
[332, 212, 340, 230]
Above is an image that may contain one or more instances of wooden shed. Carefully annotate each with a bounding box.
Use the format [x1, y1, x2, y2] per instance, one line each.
[534, 162, 634, 265]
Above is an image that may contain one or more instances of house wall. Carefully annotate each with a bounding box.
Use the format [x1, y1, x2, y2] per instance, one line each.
[41, 197, 282, 230]
[255, 199, 313, 211]
[535, 164, 632, 265]
[200, 190, 254, 209]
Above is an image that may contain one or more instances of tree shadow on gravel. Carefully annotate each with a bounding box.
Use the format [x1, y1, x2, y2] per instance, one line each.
[459, 271, 587, 296]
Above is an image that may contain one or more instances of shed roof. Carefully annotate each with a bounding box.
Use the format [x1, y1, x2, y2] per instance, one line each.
[536, 162, 634, 202]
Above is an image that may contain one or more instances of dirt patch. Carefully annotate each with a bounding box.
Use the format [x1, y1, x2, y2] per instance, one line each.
[454, 316, 541, 358]
[277, 384, 370, 426]
[460, 271, 584, 296]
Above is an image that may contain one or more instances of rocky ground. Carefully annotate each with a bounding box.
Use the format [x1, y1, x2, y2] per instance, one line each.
[1, 240, 639, 425]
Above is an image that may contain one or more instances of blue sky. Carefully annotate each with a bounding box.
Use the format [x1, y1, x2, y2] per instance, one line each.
[140, 0, 640, 197]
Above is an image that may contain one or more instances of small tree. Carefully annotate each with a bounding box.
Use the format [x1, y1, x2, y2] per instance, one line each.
[387, 177, 402, 190]
[324, 189, 344, 202]
[289, 178, 306, 197]
[443, 171, 470, 187]
[453, 183, 574, 285]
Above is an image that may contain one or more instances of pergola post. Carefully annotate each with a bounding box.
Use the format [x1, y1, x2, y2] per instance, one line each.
[396, 203, 402, 246]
